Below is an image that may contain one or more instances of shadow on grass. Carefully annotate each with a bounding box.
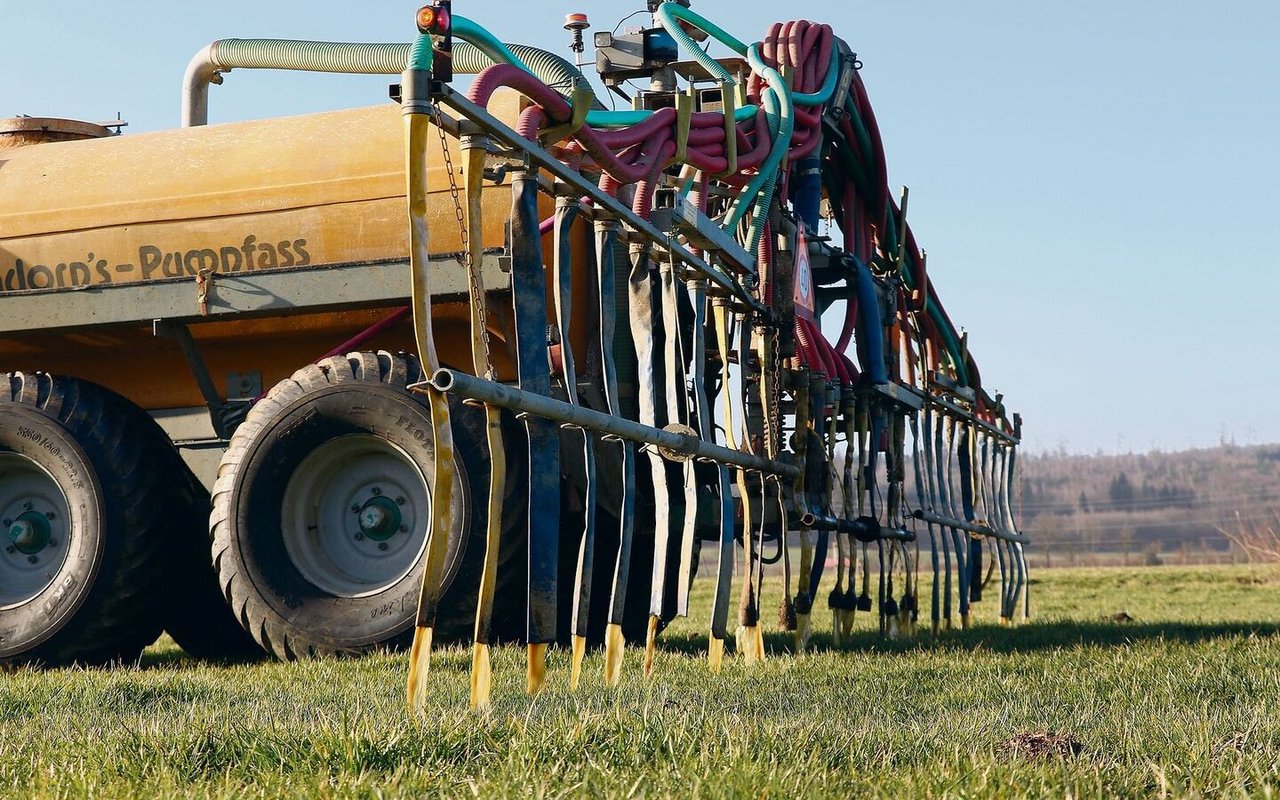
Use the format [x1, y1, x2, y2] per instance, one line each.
[139, 648, 198, 669]
[138, 647, 272, 670]
[137, 620, 1280, 670]
[656, 619, 1280, 658]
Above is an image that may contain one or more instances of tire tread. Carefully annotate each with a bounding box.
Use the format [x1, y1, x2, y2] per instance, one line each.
[1, 372, 175, 666]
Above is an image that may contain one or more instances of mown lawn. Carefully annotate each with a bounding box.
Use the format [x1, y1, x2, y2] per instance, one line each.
[3, 564, 1280, 798]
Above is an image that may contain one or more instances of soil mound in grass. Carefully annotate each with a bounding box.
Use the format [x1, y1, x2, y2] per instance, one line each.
[998, 731, 1085, 760]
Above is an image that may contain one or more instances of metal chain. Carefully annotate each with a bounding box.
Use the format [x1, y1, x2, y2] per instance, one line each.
[758, 227, 781, 462]
[766, 323, 782, 460]
[431, 99, 494, 375]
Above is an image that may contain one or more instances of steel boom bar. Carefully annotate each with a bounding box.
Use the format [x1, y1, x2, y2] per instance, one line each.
[910, 509, 1029, 544]
[426, 369, 799, 478]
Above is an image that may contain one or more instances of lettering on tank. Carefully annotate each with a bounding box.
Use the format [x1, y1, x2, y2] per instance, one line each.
[0, 235, 312, 292]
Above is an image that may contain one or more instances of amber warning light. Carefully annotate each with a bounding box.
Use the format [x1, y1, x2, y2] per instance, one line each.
[564, 13, 590, 55]
[417, 4, 451, 35]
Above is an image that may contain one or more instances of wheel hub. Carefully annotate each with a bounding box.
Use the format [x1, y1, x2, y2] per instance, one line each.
[1, 452, 71, 609]
[281, 434, 430, 598]
[9, 511, 51, 554]
[357, 494, 403, 541]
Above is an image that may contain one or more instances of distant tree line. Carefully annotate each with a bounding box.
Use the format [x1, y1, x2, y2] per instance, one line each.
[1010, 442, 1280, 564]
[1025, 471, 1196, 515]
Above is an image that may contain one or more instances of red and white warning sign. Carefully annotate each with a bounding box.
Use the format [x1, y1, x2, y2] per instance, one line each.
[793, 230, 816, 321]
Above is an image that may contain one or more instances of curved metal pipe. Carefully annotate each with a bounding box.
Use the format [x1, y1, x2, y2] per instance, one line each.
[182, 38, 589, 126]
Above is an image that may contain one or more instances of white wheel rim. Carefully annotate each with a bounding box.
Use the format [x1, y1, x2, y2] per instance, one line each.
[0, 453, 72, 609]
[280, 434, 432, 598]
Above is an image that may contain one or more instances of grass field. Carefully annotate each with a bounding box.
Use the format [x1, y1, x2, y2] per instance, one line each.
[4, 564, 1280, 798]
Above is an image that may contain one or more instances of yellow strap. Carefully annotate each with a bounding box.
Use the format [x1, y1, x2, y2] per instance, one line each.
[540, 84, 596, 145]
[569, 634, 587, 691]
[718, 82, 738, 179]
[675, 91, 693, 164]
[711, 300, 757, 661]
[460, 140, 508, 710]
[405, 111, 456, 714]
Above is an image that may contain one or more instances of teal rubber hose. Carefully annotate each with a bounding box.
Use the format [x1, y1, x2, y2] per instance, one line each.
[928, 298, 970, 386]
[740, 88, 783, 253]
[586, 104, 758, 128]
[876, 208, 969, 383]
[880, 210, 969, 384]
[726, 44, 793, 233]
[793, 50, 840, 107]
[451, 16, 533, 74]
[408, 34, 433, 72]
[656, 2, 749, 72]
[837, 94, 874, 166]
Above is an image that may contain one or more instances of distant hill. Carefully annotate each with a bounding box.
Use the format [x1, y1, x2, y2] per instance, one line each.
[1017, 443, 1280, 566]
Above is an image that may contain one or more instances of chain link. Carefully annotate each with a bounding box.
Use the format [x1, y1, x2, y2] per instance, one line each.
[431, 99, 495, 377]
[767, 323, 782, 460]
[758, 239, 782, 462]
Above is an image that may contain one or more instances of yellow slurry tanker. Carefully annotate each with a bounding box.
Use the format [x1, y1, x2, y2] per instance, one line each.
[1, 3, 1025, 708]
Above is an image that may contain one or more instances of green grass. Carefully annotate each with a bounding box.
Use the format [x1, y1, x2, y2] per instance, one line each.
[4, 564, 1280, 798]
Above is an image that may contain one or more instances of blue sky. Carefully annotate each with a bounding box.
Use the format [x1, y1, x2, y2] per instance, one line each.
[4, 1, 1277, 454]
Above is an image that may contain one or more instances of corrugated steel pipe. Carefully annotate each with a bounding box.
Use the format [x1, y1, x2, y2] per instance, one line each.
[182, 38, 590, 126]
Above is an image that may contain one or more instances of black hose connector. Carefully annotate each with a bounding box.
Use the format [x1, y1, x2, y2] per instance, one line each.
[794, 592, 813, 616]
[851, 515, 881, 543]
[828, 588, 857, 611]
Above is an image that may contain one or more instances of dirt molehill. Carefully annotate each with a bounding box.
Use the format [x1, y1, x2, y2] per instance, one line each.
[998, 731, 1085, 760]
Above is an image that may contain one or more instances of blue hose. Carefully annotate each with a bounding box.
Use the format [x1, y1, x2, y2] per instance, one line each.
[854, 259, 887, 384]
[794, 155, 823, 233]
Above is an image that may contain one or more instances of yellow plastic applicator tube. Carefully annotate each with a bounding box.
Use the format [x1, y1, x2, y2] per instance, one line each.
[403, 38, 457, 715]
[458, 136, 509, 710]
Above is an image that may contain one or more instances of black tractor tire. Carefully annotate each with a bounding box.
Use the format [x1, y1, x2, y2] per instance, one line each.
[0, 373, 172, 667]
[160, 469, 265, 662]
[210, 351, 514, 660]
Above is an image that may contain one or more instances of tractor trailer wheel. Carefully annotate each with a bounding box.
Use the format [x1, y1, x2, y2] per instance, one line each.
[210, 351, 507, 660]
[0, 373, 171, 666]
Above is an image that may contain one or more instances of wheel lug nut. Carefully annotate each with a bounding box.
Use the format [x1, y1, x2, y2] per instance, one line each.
[2, 519, 10, 527]
[22, 502, 32, 511]
[377, 542, 388, 551]
[48, 539, 57, 547]
[354, 533, 364, 541]
[27, 555, 38, 564]
[395, 496, 405, 506]
[398, 525, 408, 533]
[351, 503, 361, 513]
[371, 487, 382, 496]
[4, 545, 13, 554]
[45, 512, 55, 521]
